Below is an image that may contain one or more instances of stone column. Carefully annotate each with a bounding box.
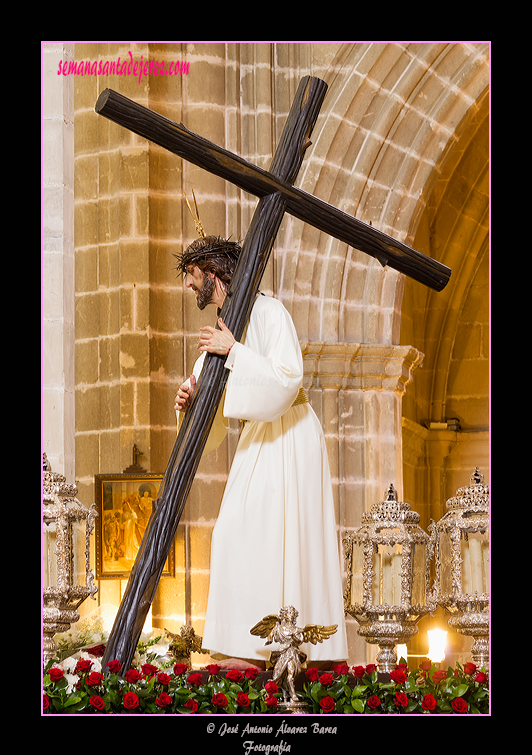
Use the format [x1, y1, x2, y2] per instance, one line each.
[302, 341, 423, 664]
[42, 43, 75, 480]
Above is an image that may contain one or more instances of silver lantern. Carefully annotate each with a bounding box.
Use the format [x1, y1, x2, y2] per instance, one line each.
[433, 468, 489, 670]
[42, 455, 98, 662]
[343, 484, 436, 673]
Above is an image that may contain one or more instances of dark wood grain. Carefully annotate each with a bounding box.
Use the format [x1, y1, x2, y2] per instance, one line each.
[96, 87, 450, 292]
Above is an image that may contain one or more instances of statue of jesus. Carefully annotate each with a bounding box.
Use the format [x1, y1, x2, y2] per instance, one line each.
[173, 233, 348, 670]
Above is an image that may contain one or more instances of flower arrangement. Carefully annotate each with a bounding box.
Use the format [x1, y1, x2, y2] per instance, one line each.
[302, 660, 489, 714]
[52, 613, 108, 662]
[43, 656, 282, 714]
[43, 650, 489, 714]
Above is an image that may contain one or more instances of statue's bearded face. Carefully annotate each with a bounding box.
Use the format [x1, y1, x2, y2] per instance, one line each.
[185, 265, 215, 310]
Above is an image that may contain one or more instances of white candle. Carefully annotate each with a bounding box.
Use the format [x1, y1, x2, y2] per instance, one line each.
[351, 544, 365, 605]
[469, 537, 484, 593]
[482, 540, 489, 592]
[460, 538, 471, 593]
[392, 553, 402, 605]
[383, 553, 393, 605]
[43, 522, 58, 589]
[372, 553, 381, 604]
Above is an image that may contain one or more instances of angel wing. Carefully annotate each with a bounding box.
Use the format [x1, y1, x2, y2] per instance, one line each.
[249, 614, 279, 639]
[190, 634, 208, 654]
[301, 623, 338, 645]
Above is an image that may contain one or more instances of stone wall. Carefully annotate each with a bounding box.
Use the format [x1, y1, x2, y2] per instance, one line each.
[42, 43, 75, 480]
[64, 42, 489, 665]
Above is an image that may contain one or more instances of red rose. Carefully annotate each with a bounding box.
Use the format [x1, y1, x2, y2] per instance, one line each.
[90, 695, 105, 711]
[43, 694, 50, 711]
[156, 692, 173, 708]
[367, 695, 381, 710]
[390, 668, 408, 684]
[305, 667, 320, 682]
[451, 697, 468, 713]
[141, 663, 158, 678]
[206, 664, 220, 676]
[365, 664, 377, 674]
[212, 692, 228, 708]
[236, 692, 250, 708]
[187, 672, 203, 687]
[49, 667, 64, 682]
[86, 671, 104, 687]
[87, 644, 106, 657]
[422, 693, 437, 711]
[474, 671, 487, 684]
[335, 663, 350, 676]
[246, 666, 260, 680]
[319, 695, 335, 713]
[265, 680, 278, 693]
[123, 691, 139, 710]
[419, 659, 432, 672]
[265, 694, 278, 708]
[432, 669, 447, 684]
[463, 662, 476, 675]
[319, 673, 334, 687]
[184, 699, 198, 713]
[126, 668, 141, 684]
[76, 659, 93, 674]
[394, 692, 408, 709]
[157, 672, 171, 685]
[106, 659, 121, 674]
[352, 665, 366, 678]
[225, 669, 243, 683]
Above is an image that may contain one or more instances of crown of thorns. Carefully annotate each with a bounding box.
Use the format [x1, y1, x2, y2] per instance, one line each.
[172, 235, 241, 276]
[173, 189, 241, 275]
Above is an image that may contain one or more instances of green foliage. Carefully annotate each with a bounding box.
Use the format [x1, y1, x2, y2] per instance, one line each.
[300, 660, 489, 715]
[43, 658, 282, 715]
[42, 654, 489, 715]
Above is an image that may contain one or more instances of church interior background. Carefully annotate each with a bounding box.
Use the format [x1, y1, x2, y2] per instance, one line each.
[42, 42, 489, 668]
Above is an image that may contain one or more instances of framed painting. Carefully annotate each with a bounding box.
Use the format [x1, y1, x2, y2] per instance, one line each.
[94, 473, 174, 579]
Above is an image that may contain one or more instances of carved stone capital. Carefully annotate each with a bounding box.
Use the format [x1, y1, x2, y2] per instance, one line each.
[301, 342, 424, 395]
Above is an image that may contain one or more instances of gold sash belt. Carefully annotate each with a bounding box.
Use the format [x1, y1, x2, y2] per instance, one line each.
[241, 387, 308, 424]
[291, 387, 309, 407]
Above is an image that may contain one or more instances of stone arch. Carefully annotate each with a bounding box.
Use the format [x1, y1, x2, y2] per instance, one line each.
[402, 90, 490, 425]
[275, 42, 489, 346]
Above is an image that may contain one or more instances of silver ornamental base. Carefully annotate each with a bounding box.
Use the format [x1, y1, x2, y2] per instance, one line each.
[375, 645, 399, 674]
[43, 608, 81, 663]
[357, 617, 419, 674]
[448, 603, 489, 670]
[469, 637, 489, 670]
[279, 699, 308, 715]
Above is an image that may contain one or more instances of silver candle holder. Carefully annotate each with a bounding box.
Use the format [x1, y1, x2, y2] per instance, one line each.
[343, 484, 436, 673]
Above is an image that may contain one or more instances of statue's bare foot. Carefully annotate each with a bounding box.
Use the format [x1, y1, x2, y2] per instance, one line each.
[217, 657, 265, 671]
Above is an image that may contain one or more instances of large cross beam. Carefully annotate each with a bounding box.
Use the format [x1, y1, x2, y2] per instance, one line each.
[95, 77, 450, 671]
[96, 87, 450, 291]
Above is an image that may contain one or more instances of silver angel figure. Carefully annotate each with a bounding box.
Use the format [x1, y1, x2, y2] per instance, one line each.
[250, 606, 337, 702]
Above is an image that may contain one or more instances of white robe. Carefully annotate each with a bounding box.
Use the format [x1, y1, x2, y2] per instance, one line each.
[183, 294, 348, 661]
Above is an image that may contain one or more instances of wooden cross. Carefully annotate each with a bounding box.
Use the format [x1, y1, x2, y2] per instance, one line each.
[95, 77, 451, 671]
